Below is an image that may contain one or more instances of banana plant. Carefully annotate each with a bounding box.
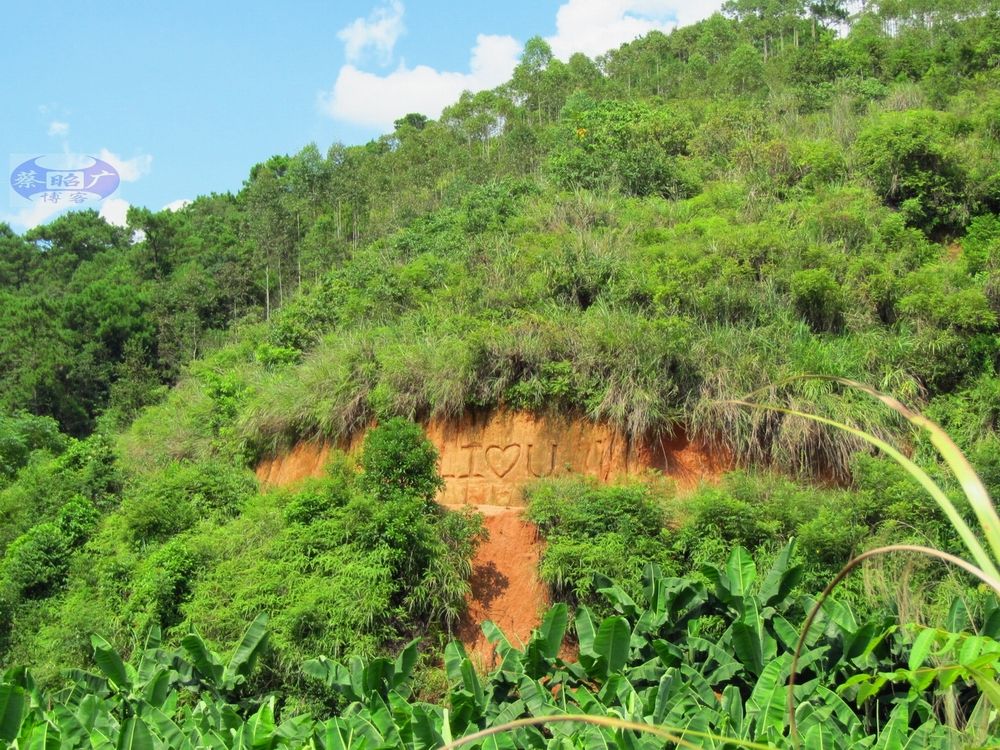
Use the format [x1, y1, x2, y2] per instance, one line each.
[840, 624, 1000, 726]
[2, 577, 997, 750]
[302, 638, 420, 705]
[181, 612, 271, 698]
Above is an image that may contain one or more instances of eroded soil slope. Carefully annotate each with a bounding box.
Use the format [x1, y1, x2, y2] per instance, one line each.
[455, 507, 549, 668]
[255, 412, 727, 659]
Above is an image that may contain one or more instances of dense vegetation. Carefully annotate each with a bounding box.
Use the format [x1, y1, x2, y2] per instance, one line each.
[5, 550, 1000, 747]
[4, 0, 1000, 745]
[524, 451, 982, 621]
[0, 418, 482, 700]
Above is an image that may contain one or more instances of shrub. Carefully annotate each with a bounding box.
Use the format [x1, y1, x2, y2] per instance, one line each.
[538, 533, 674, 611]
[962, 214, 1000, 275]
[2, 523, 71, 599]
[0, 412, 66, 484]
[796, 505, 867, 569]
[791, 268, 845, 332]
[56, 496, 100, 546]
[128, 537, 200, 629]
[549, 101, 695, 197]
[283, 459, 355, 525]
[672, 472, 859, 586]
[359, 418, 443, 503]
[0, 432, 122, 554]
[276, 547, 399, 658]
[792, 139, 846, 188]
[460, 180, 537, 234]
[121, 459, 256, 545]
[676, 478, 792, 555]
[855, 110, 968, 234]
[526, 478, 673, 608]
[120, 487, 196, 545]
[50, 432, 122, 509]
[897, 265, 997, 333]
[527, 479, 664, 539]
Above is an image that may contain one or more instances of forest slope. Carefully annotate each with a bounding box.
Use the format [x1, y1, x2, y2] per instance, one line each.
[0, 2, 999, 724]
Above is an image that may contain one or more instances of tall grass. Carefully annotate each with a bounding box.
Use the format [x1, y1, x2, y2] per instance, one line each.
[242, 295, 927, 486]
[690, 324, 918, 481]
[238, 330, 383, 457]
[240, 302, 700, 457]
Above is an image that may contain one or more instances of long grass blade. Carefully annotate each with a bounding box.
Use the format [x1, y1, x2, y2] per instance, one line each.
[788, 544, 1000, 744]
[802, 376, 1000, 569]
[723, 399, 1000, 581]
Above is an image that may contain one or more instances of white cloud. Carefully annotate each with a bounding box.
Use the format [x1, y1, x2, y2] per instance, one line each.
[321, 0, 722, 130]
[162, 199, 192, 212]
[1, 201, 66, 231]
[99, 197, 131, 227]
[96, 148, 153, 182]
[669, 0, 726, 26]
[321, 33, 521, 130]
[47, 121, 69, 137]
[338, 0, 405, 65]
[546, 0, 723, 59]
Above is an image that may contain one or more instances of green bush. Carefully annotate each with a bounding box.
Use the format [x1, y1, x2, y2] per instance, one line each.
[527, 479, 664, 539]
[672, 472, 864, 593]
[962, 214, 1000, 275]
[120, 460, 256, 545]
[460, 180, 537, 234]
[796, 504, 867, 568]
[526, 478, 673, 608]
[159, 421, 479, 678]
[675, 474, 804, 555]
[897, 265, 997, 332]
[855, 110, 968, 234]
[56, 496, 100, 546]
[120, 487, 196, 545]
[850, 454, 949, 539]
[0, 432, 121, 554]
[792, 139, 846, 188]
[359, 418, 444, 503]
[549, 100, 695, 197]
[0, 412, 66, 484]
[283, 461, 355, 525]
[49, 433, 122, 509]
[128, 536, 200, 629]
[791, 268, 845, 332]
[2, 523, 71, 599]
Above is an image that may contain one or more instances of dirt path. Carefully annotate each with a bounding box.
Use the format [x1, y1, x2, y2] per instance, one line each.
[452, 506, 549, 669]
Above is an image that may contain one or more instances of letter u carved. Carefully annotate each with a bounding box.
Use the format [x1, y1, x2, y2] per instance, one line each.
[526, 443, 557, 478]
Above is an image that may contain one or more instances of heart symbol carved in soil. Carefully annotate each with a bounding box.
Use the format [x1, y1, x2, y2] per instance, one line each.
[485, 444, 521, 478]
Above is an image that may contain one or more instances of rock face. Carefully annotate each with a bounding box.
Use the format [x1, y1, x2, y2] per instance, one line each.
[255, 411, 725, 505]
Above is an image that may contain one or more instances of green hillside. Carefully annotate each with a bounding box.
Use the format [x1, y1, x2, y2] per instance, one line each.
[4, 1, 1000, 745]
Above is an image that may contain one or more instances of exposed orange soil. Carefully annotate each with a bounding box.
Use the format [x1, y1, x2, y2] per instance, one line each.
[254, 413, 730, 659]
[255, 441, 331, 486]
[255, 414, 730, 498]
[453, 507, 550, 669]
[633, 431, 729, 492]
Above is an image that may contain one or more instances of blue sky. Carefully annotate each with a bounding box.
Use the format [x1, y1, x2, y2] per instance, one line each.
[0, 1, 721, 231]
